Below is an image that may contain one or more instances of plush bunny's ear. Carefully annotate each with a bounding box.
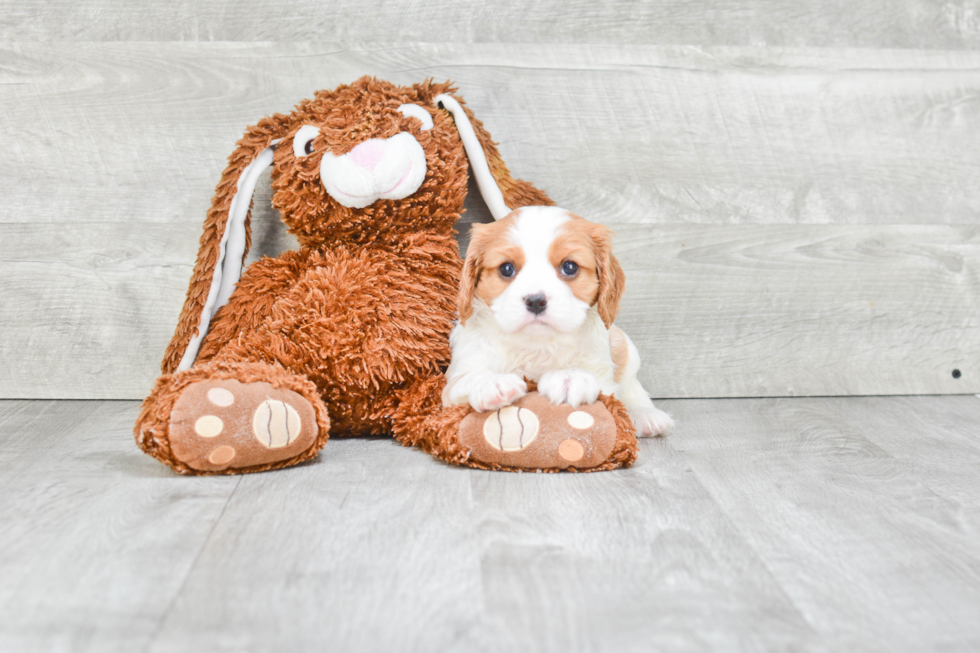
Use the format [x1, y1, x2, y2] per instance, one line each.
[435, 93, 554, 217]
[161, 114, 293, 374]
[435, 94, 511, 220]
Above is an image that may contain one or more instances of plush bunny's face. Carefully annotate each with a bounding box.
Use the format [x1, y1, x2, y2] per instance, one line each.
[302, 105, 431, 209]
[270, 78, 469, 246]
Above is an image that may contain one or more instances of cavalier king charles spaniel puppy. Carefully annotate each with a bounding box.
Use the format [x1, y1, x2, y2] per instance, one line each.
[443, 206, 673, 437]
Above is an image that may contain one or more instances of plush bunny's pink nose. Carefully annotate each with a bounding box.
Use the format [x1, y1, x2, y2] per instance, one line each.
[349, 139, 386, 172]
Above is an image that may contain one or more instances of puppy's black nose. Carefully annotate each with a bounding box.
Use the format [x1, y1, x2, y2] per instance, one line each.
[524, 294, 548, 315]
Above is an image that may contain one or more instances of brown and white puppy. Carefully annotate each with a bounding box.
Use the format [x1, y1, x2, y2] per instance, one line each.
[444, 206, 673, 437]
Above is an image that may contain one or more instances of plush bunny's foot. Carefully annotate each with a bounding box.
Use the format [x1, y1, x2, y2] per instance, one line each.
[136, 361, 330, 475]
[457, 391, 634, 471]
[391, 376, 637, 473]
[169, 379, 320, 473]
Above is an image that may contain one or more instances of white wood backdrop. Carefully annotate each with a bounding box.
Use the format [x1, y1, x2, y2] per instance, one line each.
[4, 0, 980, 48]
[1, 40, 978, 399]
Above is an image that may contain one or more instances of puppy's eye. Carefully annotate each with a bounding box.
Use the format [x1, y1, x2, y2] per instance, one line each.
[293, 125, 320, 158]
[397, 103, 434, 131]
[498, 262, 516, 278]
[560, 260, 579, 277]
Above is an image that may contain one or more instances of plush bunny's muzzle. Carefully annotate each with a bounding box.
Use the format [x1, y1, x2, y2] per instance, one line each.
[319, 132, 428, 209]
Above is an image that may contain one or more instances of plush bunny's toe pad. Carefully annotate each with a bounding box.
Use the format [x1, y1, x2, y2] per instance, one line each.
[458, 392, 618, 470]
[169, 379, 319, 473]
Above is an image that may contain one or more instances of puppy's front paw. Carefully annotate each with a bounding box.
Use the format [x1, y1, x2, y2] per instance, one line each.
[463, 373, 528, 412]
[630, 407, 674, 437]
[538, 368, 601, 408]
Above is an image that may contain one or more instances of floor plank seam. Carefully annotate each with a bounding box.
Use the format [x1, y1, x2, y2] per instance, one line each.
[685, 463, 820, 636]
[141, 475, 243, 653]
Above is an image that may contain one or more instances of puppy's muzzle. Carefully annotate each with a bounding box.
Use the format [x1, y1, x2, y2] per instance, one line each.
[524, 294, 548, 315]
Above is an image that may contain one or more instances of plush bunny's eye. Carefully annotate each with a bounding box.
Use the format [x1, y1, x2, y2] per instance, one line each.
[292, 125, 320, 158]
[397, 104, 434, 131]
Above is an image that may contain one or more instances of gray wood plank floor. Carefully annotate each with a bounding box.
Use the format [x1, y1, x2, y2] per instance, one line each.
[2, 396, 979, 652]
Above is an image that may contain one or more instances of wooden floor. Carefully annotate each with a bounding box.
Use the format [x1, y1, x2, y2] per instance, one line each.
[2, 395, 979, 652]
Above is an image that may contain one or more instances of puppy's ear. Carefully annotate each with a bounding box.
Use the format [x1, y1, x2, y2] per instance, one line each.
[162, 112, 296, 374]
[458, 223, 492, 325]
[589, 223, 626, 328]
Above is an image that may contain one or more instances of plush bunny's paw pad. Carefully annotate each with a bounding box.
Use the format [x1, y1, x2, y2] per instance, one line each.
[458, 392, 618, 470]
[169, 379, 319, 472]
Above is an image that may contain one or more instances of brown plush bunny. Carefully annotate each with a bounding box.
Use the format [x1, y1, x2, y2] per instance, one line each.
[134, 76, 638, 474]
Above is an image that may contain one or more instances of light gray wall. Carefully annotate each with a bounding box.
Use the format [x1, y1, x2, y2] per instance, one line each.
[4, 0, 980, 48]
[1, 13, 977, 399]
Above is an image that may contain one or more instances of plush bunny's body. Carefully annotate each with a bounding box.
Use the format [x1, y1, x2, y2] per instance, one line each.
[135, 77, 638, 474]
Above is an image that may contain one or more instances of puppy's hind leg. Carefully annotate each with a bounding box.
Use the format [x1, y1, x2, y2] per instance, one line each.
[612, 328, 674, 437]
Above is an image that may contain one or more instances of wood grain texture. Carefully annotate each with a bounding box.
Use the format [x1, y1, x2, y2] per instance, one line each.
[614, 224, 980, 397]
[668, 395, 980, 652]
[0, 399, 241, 653]
[3, 43, 980, 227]
[2, 222, 975, 399]
[2, 43, 979, 399]
[4, 0, 980, 49]
[3, 396, 979, 651]
[0, 223, 194, 399]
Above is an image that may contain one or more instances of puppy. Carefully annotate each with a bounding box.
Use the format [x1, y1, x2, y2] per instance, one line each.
[444, 205, 673, 437]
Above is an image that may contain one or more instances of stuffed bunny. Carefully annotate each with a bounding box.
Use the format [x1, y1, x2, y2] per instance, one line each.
[134, 77, 638, 474]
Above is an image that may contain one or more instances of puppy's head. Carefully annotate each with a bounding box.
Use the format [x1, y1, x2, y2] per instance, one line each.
[459, 206, 625, 333]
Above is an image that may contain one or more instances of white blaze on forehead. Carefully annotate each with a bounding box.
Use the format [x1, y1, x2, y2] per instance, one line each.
[508, 206, 572, 276]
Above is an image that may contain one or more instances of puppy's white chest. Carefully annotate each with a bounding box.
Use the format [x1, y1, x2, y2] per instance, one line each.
[492, 326, 615, 391]
[502, 339, 580, 378]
